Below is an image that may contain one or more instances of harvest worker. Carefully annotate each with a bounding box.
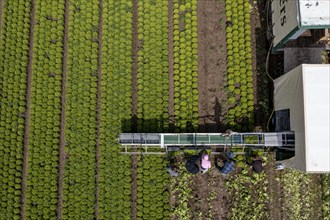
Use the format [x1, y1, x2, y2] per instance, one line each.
[166, 157, 179, 177]
[185, 155, 200, 174]
[200, 153, 211, 174]
[215, 152, 235, 175]
[250, 155, 263, 173]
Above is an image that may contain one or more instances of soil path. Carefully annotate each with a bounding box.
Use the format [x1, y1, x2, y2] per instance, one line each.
[131, 0, 138, 131]
[168, 0, 174, 129]
[130, 0, 138, 218]
[94, 0, 103, 218]
[197, 0, 227, 133]
[20, 0, 36, 218]
[189, 159, 229, 219]
[57, 0, 70, 218]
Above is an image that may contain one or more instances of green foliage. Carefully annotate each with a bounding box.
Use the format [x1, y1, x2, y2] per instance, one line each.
[98, 1, 133, 219]
[173, 0, 199, 132]
[0, 0, 32, 217]
[226, 154, 270, 219]
[225, 0, 254, 130]
[322, 174, 330, 219]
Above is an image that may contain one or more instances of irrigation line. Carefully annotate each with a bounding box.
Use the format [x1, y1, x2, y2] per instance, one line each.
[266, 39, 274, 132]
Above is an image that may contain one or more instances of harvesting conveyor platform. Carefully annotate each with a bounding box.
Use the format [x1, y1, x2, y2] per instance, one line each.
[118, 132, 295, 154]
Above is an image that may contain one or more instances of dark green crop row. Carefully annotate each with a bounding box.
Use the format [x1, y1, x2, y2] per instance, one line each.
[62, 0, 99, 218]
[25, 0, 65, 219]
[98, 0, 133, 219]
[0, 0, 31, 219]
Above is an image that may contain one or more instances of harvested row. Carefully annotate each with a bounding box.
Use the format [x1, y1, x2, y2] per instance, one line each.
[0, 0, 31, 219]
[25, 0, 65, 218]
[173, 0, 199, 132]
[98, 0, 133, 219]
[225, 0, 254, 131]
[61, 0, 99, 218]
[136, 0, 169, 132]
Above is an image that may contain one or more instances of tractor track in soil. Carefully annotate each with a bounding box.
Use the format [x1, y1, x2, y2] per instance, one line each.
[95, 0, 104, 218]
[57, 0, 70, 218]
[20, 0, 36, 218]
[131, 0, 139, 218]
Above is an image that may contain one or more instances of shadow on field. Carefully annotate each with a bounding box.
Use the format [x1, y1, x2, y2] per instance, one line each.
[254, 0, 284, 131]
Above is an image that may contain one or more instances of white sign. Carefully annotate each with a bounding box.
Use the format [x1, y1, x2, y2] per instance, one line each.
[299, 0, 330, 26]
[272, 0, 299, 48]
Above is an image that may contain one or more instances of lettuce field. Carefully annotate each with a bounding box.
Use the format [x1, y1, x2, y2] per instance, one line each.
[0, 0, 329, 219]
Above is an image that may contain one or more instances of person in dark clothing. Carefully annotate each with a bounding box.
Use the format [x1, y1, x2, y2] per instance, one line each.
[251, 157, 263, 173]
[166, 157, 179, 177]
[215, 152, 235, 175]
[185, 155, 200, 174]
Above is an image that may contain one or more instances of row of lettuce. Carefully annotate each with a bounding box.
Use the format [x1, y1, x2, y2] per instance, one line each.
[0, 0, 31, 219]
[26, 0, 65, 218]
[98, 0, 133, 219]
[225, 0, 254, 131]
[0, 0, 134, 219]
[136, 0, 171, 219]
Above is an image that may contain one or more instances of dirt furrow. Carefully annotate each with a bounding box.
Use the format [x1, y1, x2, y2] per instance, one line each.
[20, 0, 36, 218]
[131, 0, 139, 218]
[57, 0, 70, 218]
[197, 0, 227, 132]
[95, 0, 104, 218]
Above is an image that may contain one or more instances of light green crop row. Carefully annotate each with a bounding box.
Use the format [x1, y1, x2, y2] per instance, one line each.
[62, 0, 100, 219]
[137, 0, 169, 132]
[173, 0, 199, 132]
[0, 0, 31, 219]
[98, 0, 133, 219]
[25, 1, 65, 219]
[225, 0, 254, 131]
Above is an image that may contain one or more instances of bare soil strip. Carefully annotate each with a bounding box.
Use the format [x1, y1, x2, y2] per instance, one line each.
[57, 0, 70, 218]
[20, 0, 36, 218]
[131, 0, 138, 218]
[197, 0, 227, 132]
[131, 0, 139, 131]
[94, 0, 104, 218]
[168, 0, 174, 129]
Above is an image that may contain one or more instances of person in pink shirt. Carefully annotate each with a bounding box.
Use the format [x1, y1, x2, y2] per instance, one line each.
[201, 153, 211, 174]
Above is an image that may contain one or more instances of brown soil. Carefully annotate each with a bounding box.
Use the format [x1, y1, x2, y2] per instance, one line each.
[197, 0, 228, 133]
[189, 157, 229, 220]
[168, 0, 175, 129]
[56, 0, 70, 218]
[265, 154, 283, 220]
[20, 0, 36, 218]
[94, 0, 103, 218]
